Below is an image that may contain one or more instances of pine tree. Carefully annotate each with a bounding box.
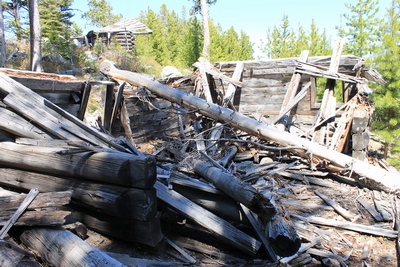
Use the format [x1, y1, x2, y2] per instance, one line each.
[338, 0, 383, 58]
[82, 0, 121, 28]
[2, 0, 29, 39]
[263, 15, 296, 58]
[39, 0, 74, 58]
[371, 0, 400, 165]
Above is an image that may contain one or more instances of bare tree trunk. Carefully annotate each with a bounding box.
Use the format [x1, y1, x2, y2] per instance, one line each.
[28, 0, 42, 72]
[0, 0, 6, 67]
[201, 0, 210, 60]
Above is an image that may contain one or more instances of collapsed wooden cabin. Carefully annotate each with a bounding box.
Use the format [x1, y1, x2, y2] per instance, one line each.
[0, 42, 399, 266]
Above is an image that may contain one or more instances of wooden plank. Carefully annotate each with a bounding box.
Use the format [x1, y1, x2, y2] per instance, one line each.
[277, 50, 309, 127]
[0, 188, 39, 239]
[0, 210, 70, 227]
[111, 82, 125, 130]
[0, 106, 53, 139]
[0, 72, 126, 151]
[222, 61, 244, 107]
[358, 198, 384, 222]
[103, 82, 115, 131]
[78, 82, 91, 120]
[314, 190, 354, 220]
[154, 181, 261, 255]
[292, 214, 397, 238]
[20, 228, 125, 267]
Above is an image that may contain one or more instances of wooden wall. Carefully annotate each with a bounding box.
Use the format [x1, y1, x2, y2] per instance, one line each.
[213, 56, 361, 129]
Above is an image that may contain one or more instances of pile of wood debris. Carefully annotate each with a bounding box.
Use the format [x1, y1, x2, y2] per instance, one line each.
[0, 43, 400, 266]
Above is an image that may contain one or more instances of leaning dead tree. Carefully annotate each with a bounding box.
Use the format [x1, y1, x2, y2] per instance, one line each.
[100, 60, 400, 193]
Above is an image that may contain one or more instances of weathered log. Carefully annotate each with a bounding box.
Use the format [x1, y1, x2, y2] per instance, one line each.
[0, 167, 157, 221]
[268, 214, 301, 257]
[193, 159, 276, 222]
[0, 210, 70, 226]
[154, 180, 261, 255]
[20, 228, 126, 267]
[99, 60, 400, 193]
[72, 209, 164, 248]
[0, 141, 156, 188]
[171, 183, 250, 225]
[0, 190, 72, 211]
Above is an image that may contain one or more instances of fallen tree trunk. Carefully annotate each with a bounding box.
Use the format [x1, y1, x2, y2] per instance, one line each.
[20, 228, 125, 267]
[0, 141, 156, 188]
[100, 61, 400, 193]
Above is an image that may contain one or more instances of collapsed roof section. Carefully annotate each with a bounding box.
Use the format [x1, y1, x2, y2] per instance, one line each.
[94, 18, 153, 35]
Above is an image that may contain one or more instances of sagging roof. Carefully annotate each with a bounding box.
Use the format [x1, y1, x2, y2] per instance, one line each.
[94, 18, 152, 35]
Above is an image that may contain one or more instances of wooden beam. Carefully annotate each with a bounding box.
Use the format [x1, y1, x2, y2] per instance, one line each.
[154, 181, 261, 255]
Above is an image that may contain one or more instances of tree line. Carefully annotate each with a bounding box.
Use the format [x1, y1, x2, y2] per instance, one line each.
[1, 0, 399, 167]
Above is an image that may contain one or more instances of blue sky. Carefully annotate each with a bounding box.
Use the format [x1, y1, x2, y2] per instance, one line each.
[71, 0, 392, 58]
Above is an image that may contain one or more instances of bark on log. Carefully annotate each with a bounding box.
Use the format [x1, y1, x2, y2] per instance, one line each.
[0, 141, 156, 188]
[99, 60, 400, 193]
[0, 167, 157, 221]
[20, 228, 126, 267]
[193, 159, 276, 222]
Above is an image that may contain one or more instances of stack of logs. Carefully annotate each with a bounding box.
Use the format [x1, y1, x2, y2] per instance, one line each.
[0, 70, 163, 265]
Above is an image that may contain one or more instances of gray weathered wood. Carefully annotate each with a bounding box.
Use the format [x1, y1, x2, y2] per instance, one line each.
[0, 142, 156, 188]
[0, 188, 39, 239]
[222, 61, 244, 107]
[314, 190, 354, 221]
[20, 228, 126, 267]
[292, 214, 397, 238]
[0, 167, 157, 221]
[0, 210, 70, 227]
[0, 71, 126, 151]
[0, 106, 52, 139]
[0, 190, 72, 211]
[99, 60, 400, 193]
[154, 180, 261, 255]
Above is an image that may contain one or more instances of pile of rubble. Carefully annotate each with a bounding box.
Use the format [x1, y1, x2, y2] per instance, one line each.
[0, 42, 399, 266]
